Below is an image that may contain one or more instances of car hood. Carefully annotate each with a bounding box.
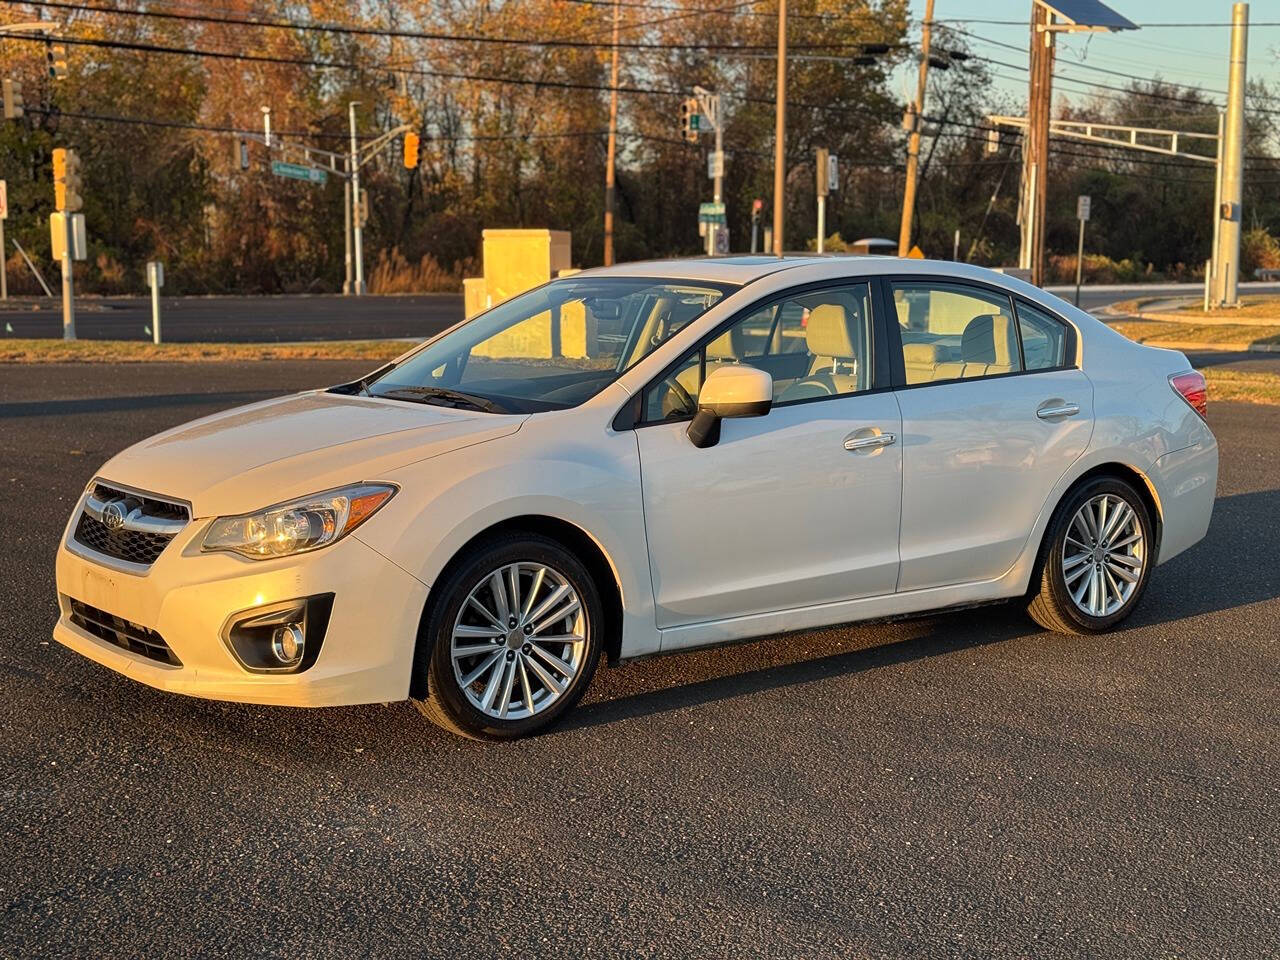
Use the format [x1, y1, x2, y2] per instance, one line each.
[97, 391, 527, 517]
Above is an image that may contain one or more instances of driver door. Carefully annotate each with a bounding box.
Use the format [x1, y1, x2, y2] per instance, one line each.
[631, 281, 903, 643]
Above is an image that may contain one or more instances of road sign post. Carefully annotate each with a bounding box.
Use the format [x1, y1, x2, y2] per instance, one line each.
[750, 198, 763, 254]
[1075, 194, 1091, 307]
[147, 261, 164, 344]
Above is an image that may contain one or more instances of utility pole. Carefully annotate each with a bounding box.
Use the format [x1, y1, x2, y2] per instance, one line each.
[1214, 2, 1248, 307]
[1024, 2, 1055, 284]
[603, 0, 621, 266]
[898, 0, 934, 257]
[348, 101, 365, 295]
[771, 0, 787, 256]
[816, 147, 829, 254]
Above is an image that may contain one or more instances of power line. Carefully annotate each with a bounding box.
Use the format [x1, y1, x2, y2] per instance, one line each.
[2, 0, 878, 53]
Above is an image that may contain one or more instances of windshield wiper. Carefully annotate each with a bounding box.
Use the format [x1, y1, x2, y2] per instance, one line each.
[376, 386, 508, 414]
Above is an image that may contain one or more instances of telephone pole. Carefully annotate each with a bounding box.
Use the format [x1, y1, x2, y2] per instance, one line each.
[603, 0, 621, 266]
[771, 0, 787, 256]
[1214, 2, 1248, 307]
[898, 0, 934, 257]
[1023, 2, 1055, 284]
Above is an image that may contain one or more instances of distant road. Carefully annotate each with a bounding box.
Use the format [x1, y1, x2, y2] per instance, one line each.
[0, 293, 464, 342]
[4, 281, 1280, 343]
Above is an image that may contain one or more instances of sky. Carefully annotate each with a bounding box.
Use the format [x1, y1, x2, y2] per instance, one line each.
[906, 0, 1280, 113]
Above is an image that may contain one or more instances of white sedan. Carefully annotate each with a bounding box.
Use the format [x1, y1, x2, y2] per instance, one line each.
[54, 258, 1217, 739]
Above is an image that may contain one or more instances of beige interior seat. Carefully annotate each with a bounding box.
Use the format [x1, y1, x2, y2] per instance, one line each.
[959, 313, 1017, 377]
[777, 303, 863, 401]
[664, 325, 746, 415]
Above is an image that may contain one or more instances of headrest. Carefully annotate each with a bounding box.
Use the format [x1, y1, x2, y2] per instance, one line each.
[706, 325, 745, 360]
[806, 303, 858, 359]
[961, 314, 1016, 366]
[902, 342, 946, 365]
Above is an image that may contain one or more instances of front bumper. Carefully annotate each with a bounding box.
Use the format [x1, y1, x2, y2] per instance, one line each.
[53, 508, 429, 707]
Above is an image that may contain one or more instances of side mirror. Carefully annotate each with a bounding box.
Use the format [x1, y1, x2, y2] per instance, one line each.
[687, 365, 773, 448]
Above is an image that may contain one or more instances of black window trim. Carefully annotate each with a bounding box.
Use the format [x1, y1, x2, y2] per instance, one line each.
[876, 273, 1080, 392]
[614, 277, 894, 431]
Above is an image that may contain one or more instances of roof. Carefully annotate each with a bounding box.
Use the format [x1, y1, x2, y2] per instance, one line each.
[569, 255, 831, 285]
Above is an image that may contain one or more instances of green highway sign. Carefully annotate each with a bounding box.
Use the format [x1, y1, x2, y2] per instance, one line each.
[698, 201, 726, 225]
[271, 161, 328, 184]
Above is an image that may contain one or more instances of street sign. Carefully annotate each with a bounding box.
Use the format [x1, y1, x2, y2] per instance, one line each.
[707, 150, 724, 180]
[271, 161, 328, 184]
[0, 179, 6, 219]
[698, 201, 726, 225]
[1077, 194, 1091, 221]
[816, 147, 830, 198]
[827, 154, 839, 193]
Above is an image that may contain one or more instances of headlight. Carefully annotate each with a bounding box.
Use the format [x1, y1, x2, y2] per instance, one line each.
[201, 483, 396, 560]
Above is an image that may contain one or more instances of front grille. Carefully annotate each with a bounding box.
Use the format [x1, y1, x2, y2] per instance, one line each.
[72, 482, 189, 568]
[68, 598, 181, 666]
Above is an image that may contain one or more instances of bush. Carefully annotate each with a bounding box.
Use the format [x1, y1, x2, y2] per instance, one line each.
[1241, 228, 1280, 277]
[367, 248, 473, 294]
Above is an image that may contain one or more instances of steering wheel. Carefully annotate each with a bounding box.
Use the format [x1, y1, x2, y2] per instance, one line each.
[660, 375, 696, 419]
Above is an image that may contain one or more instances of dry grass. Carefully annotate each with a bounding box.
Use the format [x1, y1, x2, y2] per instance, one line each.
[1181, 295, 1280, 321]
[1204, 368, 1280, 406]
[0, 339, 412, 363]
[1108, 320, 1280, 347]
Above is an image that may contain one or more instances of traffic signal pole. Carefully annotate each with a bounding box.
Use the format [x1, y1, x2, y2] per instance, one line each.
[1215, 2, 1248, 307]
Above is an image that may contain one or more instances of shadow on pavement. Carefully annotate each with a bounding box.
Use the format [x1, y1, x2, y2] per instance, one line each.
[568, 488, 1279, 733]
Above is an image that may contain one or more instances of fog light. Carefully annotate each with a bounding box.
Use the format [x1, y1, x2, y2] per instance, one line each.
[221, 594, 333, 674]
[271, 623, 305, 666]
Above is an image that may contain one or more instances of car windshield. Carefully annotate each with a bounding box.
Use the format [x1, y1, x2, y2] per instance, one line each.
[362, 276, 734, 413]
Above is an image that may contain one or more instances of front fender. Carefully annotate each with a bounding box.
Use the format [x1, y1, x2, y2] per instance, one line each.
[354, 409, 660, 659]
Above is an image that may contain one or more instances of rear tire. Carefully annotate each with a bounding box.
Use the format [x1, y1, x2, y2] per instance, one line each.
[1027, 476, 1154, 635]
[412, 533, 603, 740]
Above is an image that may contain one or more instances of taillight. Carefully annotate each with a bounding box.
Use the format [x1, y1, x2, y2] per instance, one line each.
[1169, 370, 1208, 419]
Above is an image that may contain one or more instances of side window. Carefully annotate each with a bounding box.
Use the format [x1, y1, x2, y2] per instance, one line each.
[641, 283, 874, 422]
[1016, 301, 1070, 370]
[892, 282, 1021, 386]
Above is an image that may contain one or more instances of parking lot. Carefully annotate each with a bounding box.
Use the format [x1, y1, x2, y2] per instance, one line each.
[1, 361, 1276, 957]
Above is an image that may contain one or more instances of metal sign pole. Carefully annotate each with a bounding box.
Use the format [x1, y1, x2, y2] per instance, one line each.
[61, 212, 75, 340]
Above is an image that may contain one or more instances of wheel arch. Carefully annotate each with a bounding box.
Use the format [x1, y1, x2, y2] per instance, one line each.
[408, 514, 626, 700]
[1028, 460, 1164, 593]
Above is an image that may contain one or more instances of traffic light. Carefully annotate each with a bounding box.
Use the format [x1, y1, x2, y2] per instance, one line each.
[2, 79, 24, 120]
[679, 97, 700, 143]
[53, 148, 83, 213]
[358, 188, 369, 227]
[403, 132, 420, 169]
[237, 139, 250, 169]
[47, 41, 68, 80]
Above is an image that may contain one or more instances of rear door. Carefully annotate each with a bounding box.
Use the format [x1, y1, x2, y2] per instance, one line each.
[883, 279, 1094, 591]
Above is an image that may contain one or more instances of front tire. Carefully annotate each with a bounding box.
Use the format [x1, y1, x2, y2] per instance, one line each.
[413, 533, 603, 740]
[1027, 477, 1154, 634]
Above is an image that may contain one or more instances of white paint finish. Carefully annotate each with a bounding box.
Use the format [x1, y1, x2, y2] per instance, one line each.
[51, 258, 1220, 708]
[895, 369, 1095, 591]
[699, 363, 772, 408]
[637, 391, 902, 633]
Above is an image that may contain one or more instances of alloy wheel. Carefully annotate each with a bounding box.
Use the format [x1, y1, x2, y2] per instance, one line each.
[450, 562, 588, 721]
[1061, 493, 1146, 618]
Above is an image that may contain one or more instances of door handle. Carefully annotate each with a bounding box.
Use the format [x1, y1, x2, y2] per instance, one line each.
[1036, 402, 1080, 421]
[844, 432, 896, 451]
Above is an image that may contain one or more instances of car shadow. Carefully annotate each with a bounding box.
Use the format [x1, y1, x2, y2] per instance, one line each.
[566, 487, 1279, 733]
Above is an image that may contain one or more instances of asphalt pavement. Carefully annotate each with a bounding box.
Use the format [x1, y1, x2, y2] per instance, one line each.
[0, 362, 1276, 958]
[4, 280, 1280, 344]
[0, 294, 464, 342]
